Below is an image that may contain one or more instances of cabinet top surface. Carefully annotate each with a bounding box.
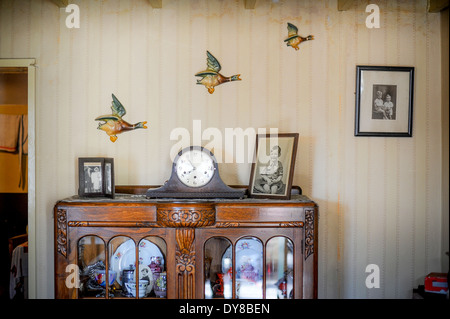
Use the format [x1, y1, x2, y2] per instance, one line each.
[56, 194, 316, 206]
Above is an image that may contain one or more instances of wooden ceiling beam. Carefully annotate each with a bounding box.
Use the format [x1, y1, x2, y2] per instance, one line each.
[337, 0, 353, 11]
[428, 0, 449, 12]
[51, 0, 69, 7]
[148, 0, 162, 9]
[244, 0, 257, 9]
[49, 0, 448, 13]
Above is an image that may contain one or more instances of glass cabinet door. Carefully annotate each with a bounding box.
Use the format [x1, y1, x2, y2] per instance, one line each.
[204, 237, 233, 299]
[266, 237, 294, 299]
[138, 237, 167, 298]
[202, 235, 295, 299]
[77, 235, 108, 298]
[235, 237, 263, 299]
[108, 236, 167, 298]
[77, 235, 167, 298]
[109, 236, 136, 298]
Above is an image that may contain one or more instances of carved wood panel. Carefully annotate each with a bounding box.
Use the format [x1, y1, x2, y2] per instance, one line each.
[304, 209, 315, 260]
[175, 228, 195, 299]
[56, 209, 68, 258]
[157, 208, 215, 227]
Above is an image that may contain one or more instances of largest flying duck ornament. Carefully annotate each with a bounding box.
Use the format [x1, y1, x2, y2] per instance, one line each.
[284, 22, 314, 51]
[195, 51, 241, 94]
[95, 94, 147, 142]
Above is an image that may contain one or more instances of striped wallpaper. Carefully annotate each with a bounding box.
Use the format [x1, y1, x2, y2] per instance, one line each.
[0, 0, 445, 298]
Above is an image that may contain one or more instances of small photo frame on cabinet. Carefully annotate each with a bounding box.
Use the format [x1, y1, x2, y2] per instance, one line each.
[78, 157, 115, 198]
[249, 133, 299, 200]
[355, 65, 414, 137]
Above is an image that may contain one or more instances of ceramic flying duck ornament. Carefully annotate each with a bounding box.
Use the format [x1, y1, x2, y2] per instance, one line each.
[284, 22, 314, 51]
[195, 51, 241, 94]
[95, 94, 147, 142]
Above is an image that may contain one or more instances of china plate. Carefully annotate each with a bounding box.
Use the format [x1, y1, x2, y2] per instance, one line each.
[110, 239, 164, 295]
[222, 238, 263, 281]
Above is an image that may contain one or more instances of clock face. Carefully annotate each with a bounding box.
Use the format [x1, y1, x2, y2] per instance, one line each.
[175, 148, 216, 188]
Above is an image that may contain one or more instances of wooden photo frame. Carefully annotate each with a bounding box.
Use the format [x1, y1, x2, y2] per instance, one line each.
[78, 157, 115, 198]
[249, 133, 299, 200]
[355, 65, 414, 137]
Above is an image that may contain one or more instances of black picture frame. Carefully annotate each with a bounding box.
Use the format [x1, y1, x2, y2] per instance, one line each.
[78, 157, 115, 198]
[248, 133, 299, 200]
[355, 65, 414, 137]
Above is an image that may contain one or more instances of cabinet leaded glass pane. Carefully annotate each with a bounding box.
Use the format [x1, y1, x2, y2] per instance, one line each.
[109, 236, 135, 297]
[266, 236, 294, 299]
[204, 237, 232, 299]
[139, 237, 167, 298]
[77, 235, 106, 298]
[235, 237, 263, 299]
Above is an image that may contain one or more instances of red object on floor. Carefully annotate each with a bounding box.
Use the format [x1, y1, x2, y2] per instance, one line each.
[424, 273, 448, 294]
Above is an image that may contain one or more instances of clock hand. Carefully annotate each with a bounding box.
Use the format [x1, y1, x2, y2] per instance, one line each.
[185, 160, 195, 171]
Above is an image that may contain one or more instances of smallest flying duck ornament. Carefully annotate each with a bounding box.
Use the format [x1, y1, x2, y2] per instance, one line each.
[195, 51, 241, 94]
[284, 22, 314, 51]
[95, 94, 147, 143]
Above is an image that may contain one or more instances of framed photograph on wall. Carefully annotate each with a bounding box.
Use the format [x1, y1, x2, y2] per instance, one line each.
[249, 133, 299, 200]
[355, 65, 414, 137]
[78, 157, 115, 198]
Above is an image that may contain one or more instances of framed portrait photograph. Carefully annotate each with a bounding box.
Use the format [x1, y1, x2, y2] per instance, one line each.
[78, 157, 115, 198]
[249, 133, 299, 200]
[355, 66, 414, 137]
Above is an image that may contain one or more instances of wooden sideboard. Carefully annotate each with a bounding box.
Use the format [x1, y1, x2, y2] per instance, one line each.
[54, 191, 318, 299]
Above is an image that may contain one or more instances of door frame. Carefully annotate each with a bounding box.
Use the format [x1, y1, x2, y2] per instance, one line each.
[0, 58, 36, 298]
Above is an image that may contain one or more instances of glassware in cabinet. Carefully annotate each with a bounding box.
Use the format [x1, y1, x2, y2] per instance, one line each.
[204, 237, 233, 299]
[266, 236, 294, 299]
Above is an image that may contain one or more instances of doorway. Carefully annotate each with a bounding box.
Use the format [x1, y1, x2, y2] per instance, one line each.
[0, 59, 35, 299]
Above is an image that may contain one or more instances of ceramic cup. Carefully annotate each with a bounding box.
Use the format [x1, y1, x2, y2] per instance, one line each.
[125, 280, 148, 298]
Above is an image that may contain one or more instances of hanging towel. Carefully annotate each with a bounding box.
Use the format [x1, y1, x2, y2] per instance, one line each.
[0, 114, 21, 152]
[18, 115, 28, 189]
[0, 114, 28, 189]
[19, 115, 28, 155]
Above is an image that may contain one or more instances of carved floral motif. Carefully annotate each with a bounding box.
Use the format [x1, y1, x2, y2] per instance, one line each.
[175, 228, 195, 298]
[304, 209, 315, 260]
[157, 208, 215, 227]
[56, 209, 68, 258]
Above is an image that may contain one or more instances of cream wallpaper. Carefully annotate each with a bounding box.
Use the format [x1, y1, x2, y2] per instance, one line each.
[0, 0, 446, 298]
